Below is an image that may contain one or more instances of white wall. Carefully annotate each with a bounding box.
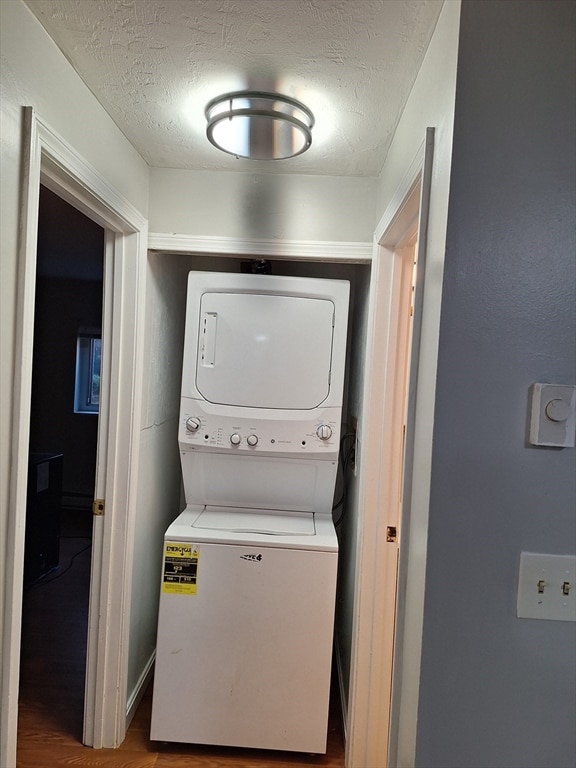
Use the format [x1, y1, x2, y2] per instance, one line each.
[0, 1, 149, 763]
[128, 252, 241, 704]
[149, 167, 376, 244]
[127, 253, 187, 704]
[338, 2, 461, 760]
[385, 0, 462, 733]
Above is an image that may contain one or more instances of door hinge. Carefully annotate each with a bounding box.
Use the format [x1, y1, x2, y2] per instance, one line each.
[93, 499, 105, 516]
[386, 526, 397, 543]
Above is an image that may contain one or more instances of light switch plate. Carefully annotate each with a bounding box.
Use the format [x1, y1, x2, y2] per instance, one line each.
[529, 383, 576, 447]
[517, 552, 576, 621]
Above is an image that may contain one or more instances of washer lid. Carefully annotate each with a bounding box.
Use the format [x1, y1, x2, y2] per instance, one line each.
[192, 507, 316, 536]
[195, 292, 335, 410]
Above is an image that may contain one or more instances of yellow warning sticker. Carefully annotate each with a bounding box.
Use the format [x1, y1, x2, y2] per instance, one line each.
[162, 542, 199, 595]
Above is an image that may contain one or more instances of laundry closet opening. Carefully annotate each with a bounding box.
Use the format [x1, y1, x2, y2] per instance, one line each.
[129, 251, 372, 731]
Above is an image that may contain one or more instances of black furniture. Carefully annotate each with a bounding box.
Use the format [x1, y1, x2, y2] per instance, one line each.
[24, 453, 63, 586]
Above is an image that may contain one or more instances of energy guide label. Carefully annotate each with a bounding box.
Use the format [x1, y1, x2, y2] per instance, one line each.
[162, 542, 199, 595]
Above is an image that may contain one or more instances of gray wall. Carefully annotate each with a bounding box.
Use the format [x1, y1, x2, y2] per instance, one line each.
[416, 2, 576, 767]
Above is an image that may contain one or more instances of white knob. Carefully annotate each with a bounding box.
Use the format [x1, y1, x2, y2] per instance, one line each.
[545, 398, 570, 423]
[230, 433, 241, 446]
[316, 424, 332, 440]
[186, 417, 201, 432]
[247, 434, 258, 447]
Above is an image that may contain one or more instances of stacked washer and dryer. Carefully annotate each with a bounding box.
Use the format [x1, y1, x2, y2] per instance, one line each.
[150, 272, 350, 754]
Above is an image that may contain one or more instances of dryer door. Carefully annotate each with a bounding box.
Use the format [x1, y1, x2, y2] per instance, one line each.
[196, 292, 335, 409]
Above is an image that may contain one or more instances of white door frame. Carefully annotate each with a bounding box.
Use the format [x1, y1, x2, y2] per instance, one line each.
[1, 107, 147, 767]
[345, 129, 435, 768]
[144, 133, 436, 768]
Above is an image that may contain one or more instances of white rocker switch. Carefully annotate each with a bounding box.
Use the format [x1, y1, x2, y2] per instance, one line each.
[529, 383, 576, 448]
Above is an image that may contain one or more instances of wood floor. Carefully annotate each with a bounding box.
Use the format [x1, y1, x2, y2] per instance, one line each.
[17, 510, 345, 767]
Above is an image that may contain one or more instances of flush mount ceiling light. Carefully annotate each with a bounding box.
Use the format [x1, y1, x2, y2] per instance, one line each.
[205, 90, 314, 161]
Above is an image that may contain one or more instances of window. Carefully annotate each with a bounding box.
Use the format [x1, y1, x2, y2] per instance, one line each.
[74, 333, 101, 414]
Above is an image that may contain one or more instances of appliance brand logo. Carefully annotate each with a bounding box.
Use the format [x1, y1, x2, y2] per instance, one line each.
[240, 554, 263, 562]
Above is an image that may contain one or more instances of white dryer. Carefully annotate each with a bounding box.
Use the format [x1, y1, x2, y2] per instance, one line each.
[150, 273, 349, 753]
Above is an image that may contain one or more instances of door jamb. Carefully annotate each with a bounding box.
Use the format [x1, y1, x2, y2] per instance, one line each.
[345, 129, 435, 768]
[2, 107, 147, 766]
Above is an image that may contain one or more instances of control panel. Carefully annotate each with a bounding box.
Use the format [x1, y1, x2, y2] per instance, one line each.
[179, 400, 340, 458]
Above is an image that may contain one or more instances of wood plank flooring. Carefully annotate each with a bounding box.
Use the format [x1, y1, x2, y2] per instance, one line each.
[17, 510, 345, 767]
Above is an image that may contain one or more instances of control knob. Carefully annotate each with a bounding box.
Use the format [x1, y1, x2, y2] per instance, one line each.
[185, 416, 201, 432]
[230, 433, 241, 446]
[247, 434, 258, 447]
[316, 424, 333, 440]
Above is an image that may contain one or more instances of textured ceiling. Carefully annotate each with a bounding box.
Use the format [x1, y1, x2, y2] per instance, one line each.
[23, 0, 443, 177]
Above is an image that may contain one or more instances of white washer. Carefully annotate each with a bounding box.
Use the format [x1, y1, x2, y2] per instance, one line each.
[151, 273, 349, 753]
[150, 506, 338, 753]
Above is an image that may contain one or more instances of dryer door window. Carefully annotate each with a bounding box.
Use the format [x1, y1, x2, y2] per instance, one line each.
[196, 292, 334, 409]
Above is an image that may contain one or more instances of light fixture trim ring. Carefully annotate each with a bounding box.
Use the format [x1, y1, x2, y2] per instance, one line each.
[205, 90, 315, 161]
[205, 90, 315, 127]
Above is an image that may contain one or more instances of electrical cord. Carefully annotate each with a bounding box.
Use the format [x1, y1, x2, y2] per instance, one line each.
[333, 430, 356, 527]
[30, 541, 91, 588]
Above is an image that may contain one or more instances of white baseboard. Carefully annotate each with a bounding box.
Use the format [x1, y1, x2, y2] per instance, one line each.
[126, 652, 155, 728]
[334, 638, 348, 743]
